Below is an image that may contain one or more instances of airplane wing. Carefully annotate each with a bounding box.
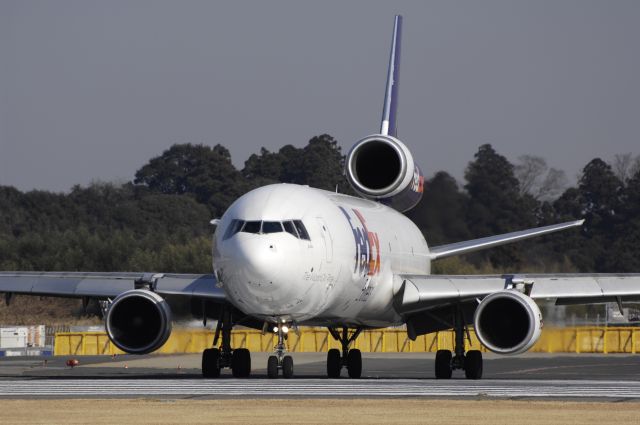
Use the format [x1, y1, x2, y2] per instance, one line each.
[428, 219, 584, 260]
[0, 271, 225, 301]
[394, 273, 640, 342]
[394, 273, 640, 315]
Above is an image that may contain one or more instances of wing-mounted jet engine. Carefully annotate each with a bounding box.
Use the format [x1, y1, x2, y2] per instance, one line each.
[346, 134, 423, 212]
[105, 289, 173, 354]
[345, 16, 424, 212]
[473, 290, 543, 355]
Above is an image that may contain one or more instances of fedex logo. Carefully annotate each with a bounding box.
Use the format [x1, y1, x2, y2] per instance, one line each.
[339, 207, 381, 277]
[410, 166, 424, 193]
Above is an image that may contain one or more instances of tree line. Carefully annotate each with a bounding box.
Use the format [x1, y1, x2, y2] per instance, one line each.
[1, 134, 639, 276]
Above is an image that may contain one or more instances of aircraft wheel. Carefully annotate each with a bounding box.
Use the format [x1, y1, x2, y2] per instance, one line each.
[202, 348, 221, 378]
[231, 348, 251, 378]
[346, 349, 362, 379]
[435, 349, 452, 379]
[282, 355, 294, 379]
[327, 348, 341, 378]
[464, 350, 483, 380]
[267, 355, 279, 379]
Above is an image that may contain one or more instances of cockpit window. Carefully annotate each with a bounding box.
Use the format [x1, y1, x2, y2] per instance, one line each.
[262, 221, 283, 234]
[223, 219, 244, 240]
[282, 221, 298, 238]
[222, 219, 310, 240]
[293, 220, 310, 240]
[241, 221, 262, 234]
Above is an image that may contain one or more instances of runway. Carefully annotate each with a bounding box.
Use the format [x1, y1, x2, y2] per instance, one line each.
[1, 378, 640, 399]
[2, 353, 640, 400]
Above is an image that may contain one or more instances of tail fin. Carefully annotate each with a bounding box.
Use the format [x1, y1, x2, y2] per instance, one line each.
[380, 15, 403, 137]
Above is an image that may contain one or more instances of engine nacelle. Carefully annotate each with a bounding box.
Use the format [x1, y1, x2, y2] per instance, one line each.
[345, 134, 424, 212]
[105, 289, 172, 354]
[474, 290, 542, 355]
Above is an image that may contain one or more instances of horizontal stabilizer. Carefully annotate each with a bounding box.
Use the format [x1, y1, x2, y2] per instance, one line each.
[429, 219, 584, 260]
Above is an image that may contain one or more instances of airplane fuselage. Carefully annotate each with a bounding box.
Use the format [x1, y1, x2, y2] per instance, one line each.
[213, 184, 430, 328]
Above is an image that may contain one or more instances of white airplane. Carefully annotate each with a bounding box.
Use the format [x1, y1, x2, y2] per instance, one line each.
[2, 15, 640, 380]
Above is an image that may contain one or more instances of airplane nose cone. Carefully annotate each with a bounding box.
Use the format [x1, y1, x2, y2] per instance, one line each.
[233, 236, 283, 286]
[218, 234, 304, 315]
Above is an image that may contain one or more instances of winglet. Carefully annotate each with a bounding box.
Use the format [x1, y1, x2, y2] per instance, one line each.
[380, 15, 403, 137]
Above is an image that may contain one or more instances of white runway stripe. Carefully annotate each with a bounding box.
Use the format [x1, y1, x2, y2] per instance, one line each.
[1, 379, 640, 398]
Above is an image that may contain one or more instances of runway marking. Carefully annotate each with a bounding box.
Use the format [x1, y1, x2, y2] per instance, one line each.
[1, 379, 640, 399]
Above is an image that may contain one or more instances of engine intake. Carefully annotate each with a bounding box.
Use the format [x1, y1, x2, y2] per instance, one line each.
[473, 290, 542, 355]
[105, 289, 172, 354]
[346, 134, 423, 212]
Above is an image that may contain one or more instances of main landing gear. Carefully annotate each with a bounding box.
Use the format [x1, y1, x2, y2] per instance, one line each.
[267, 324, 294, 379]
[202, 309, 251, 378]
[326, 327, 363, 378]
[435, 306, 483, 379]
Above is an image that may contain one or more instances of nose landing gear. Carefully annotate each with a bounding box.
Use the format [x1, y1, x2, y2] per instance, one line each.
[267, 324, 294, 379]
[326, 327, 363, 378]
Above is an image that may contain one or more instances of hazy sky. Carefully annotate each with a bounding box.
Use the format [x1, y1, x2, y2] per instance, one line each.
[1, 0, 639, 192]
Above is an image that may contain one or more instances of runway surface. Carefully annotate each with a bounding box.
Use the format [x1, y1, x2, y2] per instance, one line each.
[1, 353, 640, 400]
[1, 378, 640, 399]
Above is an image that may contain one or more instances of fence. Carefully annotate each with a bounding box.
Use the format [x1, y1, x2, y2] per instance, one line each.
[53, 326, 640, 356]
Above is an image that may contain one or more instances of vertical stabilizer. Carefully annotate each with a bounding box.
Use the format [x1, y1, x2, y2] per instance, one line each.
[380, 15, 403, 137]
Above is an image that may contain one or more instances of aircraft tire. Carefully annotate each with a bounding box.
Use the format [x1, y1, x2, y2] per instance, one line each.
[202, 348, 221, 378]
[267, 355, 279, 379]
[327, 349, 341, 378]
[464, 350, 483, 380]
[435, 349, 452, 379]
[282, 355, 294, 379]
[231, 348, 251, 378]
[346, 349, 362, 379]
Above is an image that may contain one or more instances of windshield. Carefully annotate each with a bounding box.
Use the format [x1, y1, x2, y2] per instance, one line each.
[223, 219, 311, 240]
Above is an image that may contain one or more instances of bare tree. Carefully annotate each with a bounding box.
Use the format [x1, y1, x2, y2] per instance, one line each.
[537, 168, 568, 201]
[614, 153, 640, 183]
[515, 155, 568, 201]
[632, 156, 640, 179]
[613, 153, 635, 183]
[515, 155, 546, 196]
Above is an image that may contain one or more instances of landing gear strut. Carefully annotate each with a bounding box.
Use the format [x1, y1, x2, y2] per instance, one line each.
[326, 327, 363, 378]
[267, 324, 294, 379]
[435, 305, 482, 379]
[202, 308, 251, 378]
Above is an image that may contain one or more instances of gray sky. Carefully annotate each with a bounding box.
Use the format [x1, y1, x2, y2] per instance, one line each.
[1, 0, 639, 192]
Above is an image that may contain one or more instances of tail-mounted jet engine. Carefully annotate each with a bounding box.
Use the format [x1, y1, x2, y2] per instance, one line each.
[345, 134, 424, 212]
[473, 290, 542, 355]
[105, 289, 172, 354]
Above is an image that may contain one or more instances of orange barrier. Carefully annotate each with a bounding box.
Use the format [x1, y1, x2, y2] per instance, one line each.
[54, 326, 640, 356]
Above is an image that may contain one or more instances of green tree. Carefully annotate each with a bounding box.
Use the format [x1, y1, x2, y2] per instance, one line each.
[296, 135, 346, 191]
[134, 144, 247, 216]
[546, 158, 625, 272]
[406, 171, 470, 246]
[242, 147, 284, 186]
[604, 166, 640, 271]
[578, 159, 623, 271]
[243, 135, 347, 192]
[463, 144, 538, 267]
